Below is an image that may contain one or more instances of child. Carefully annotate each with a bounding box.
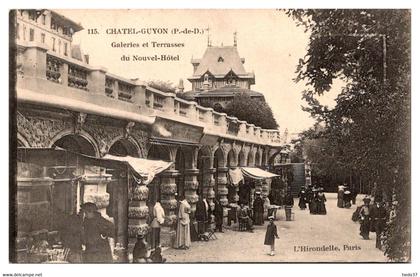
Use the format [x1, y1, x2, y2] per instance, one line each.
[264, 216, 279, 256]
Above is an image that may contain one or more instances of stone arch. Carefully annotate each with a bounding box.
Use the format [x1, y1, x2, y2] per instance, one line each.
[262, 148, 269, 167]
[255, 148, 262, 167]
[50, 129, 100, 157]
[175, 147, 187, 198]
[268, 149, 282, 166]
[108, 136, 141, 157]
[213, 147, 225, 168]
[227, 149, 237, 168]
[17, 132, 30, 147]
[147, 144, 171, 161]
[238, 147, 249, 167]
[247, 147, 256, 166]
[198, 146, 212, 171]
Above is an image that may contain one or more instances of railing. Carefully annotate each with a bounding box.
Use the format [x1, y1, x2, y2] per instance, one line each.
[153, 95, 164, 110]
[179, 102, 188, 117]
[68, 64, 88, 91]
[118, 81, 134, 102]
[19, 42, 282, 146]
[46, 55, 62, 83]
[105, 77, 115, 98]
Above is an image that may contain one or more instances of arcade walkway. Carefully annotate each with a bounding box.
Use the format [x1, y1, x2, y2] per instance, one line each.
[163, 193, 388, 262]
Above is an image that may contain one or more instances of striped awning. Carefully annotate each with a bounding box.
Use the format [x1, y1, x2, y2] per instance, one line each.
[241, 167, 279, 180]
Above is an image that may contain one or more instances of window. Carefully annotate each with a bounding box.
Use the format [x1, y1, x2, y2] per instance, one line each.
[52, 37, 56, 51]
[41, 33, 45, 43]
[28, 10, 36, 21]
[64, 42, 68, 56]
[218, 56, 224, 62]
[29, 28, 34, 41]
[16, 23, 20, 39]
[58, 40, 61, 54]
[23, 25, 26, 41]
[42, 14, 46, 25]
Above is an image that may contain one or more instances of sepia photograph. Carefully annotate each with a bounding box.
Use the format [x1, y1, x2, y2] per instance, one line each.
[8, 7, 411, 267]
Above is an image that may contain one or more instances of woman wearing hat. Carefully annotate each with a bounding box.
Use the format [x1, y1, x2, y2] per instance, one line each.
[359, 197, 372, 240]
[80, 202, 115, 263]
[264, 216, 279, 256]
[253, 191, 264, 225]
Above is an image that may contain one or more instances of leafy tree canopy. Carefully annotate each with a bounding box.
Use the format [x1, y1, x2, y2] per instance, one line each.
[224, 93, 278, 129]
[147, 80, 176, 93]
[287, 9, 410, 261]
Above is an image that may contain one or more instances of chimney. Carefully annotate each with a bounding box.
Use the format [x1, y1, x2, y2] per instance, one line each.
[177, 79, 184, 93]
[84, 54, 90, 64]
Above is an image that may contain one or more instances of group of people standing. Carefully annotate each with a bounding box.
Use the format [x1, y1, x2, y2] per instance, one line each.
[337, 184, 357, 209]
[354, 196, 388, 249]
[298, 185, 327, 215]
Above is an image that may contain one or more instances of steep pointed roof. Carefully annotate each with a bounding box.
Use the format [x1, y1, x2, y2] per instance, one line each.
[192, 46, 251, 78]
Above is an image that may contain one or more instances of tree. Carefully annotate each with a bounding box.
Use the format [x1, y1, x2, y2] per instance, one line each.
[287, 10, 410, 261]
[224, 93, 278, 129]
[147, 80, 176, 93]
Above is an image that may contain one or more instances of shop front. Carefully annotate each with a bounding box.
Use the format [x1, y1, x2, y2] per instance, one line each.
[14, 147, 171, 263]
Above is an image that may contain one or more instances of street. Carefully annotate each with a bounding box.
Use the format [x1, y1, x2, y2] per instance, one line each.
[164, 193, 388, 262]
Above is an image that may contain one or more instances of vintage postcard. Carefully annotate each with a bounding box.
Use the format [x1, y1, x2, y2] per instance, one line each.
[9, 9, 411, 265]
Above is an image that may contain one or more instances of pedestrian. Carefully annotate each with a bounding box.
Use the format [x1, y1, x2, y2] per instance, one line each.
[359, 197, 372, 240]
[253, 191, 264, 225]
[175, 196, 191, 250]
[238, 204, 254, 232]
[316, 188, 327, 215]
[81, 202, 116, 263]
[132, 233, 152, 263]
[298, 186, 307, 210]
[264, 216, 279, 256]
[351, 184, 358, 205]
[370, 199, 387, 249]
[337, 184, 345, 208]
[284, 189, 294, 221]
[195, 195, 208, 235]
[343, 186, 352, 208]
[214, 198, 224, 233]
[150, 201, 165, 250]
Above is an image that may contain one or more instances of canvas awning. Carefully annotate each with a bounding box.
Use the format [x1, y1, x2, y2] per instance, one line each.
[17, 147, 172, 185]
[228, 168, 244, 186]
[241, 167, 279, 180]
[102, 154, 172, 185]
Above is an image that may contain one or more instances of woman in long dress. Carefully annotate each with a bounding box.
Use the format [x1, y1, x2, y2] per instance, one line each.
[298, 186, 307, 210]
[317, 189, 327, 215]
[175, 198, 191, 249]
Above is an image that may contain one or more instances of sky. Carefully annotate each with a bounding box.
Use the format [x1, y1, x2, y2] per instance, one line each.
[57, 9, 340, 136]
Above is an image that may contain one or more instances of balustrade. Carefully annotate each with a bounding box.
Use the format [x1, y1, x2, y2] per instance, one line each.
[46, 55, 62, 83]
[68, 64, 88, 91]
[20, 44, 282, 146]
[117, 81, 134, 103]
[105, 77, 115, 98]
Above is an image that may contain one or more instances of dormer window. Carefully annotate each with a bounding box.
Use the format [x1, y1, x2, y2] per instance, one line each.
[218, 56, 224, 63]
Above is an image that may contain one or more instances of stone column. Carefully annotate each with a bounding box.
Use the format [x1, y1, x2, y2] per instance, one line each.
[184, 169, 200, 216]
[127, 183, 149, 239]
[203, 168, 216, 228]
[216, 167, 229, 207]
[82, 177, 112, 221]
[159, 169, 178, 247]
